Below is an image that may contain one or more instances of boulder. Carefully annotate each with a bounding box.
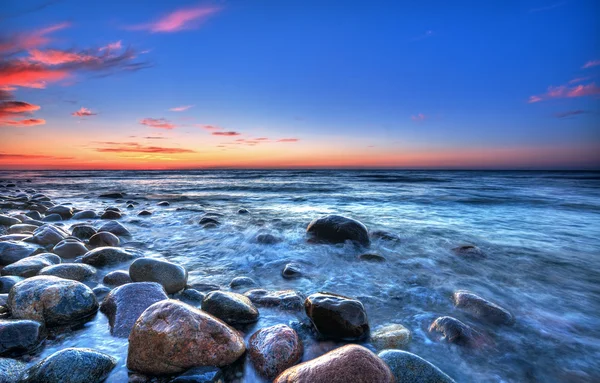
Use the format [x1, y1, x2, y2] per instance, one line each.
[127, 300, 245, 375]
[0, 215, 20, 227]
[138, 210, 152, 216]
[52, 240, 88, 259]
[371, 324, 411, 350]
[428, 316, 483, 347]
[378, 349, 456, 383]
[30, 225, 69, 246]
[201, 290, 259, 325]
[306, 215, 370, 246]
[229, 276, 257, 289]
[1, 253, 61, 278]
[45, 205, 73, 220]
[248, 324, 303, 379]
[100, 210, 121, 220]
[370, 230, 400, 241]
[129, 258, 187, 294]
[25, 211, 43, 221]
[38, 263, 97, 282]
[42, 213, 62, 222]
[7, 224, 37, 234]
[71, 225, 97, 240]
[81, 247, 136, 267]
[256, 233, 280, 244]
[72, 210, 98, 220]
[173, 288, 205, 305]
[238, 208, 249, 214]
[274, 344, 393, 383]
[0, 276, 24, 294]
[244, 289, 304, 311]
[157, 201, 170, 206]
[305, 292, 369, 340]
[98, 221, 130, 236]
[89, 232, 119, 248]
[452, 290, 514, 325]
[452, 245, 485, 258]
[102, 270, 131, 286]
[0, 241, 43, 266]
[8, 276, 98, 327]
[100, 282, 168, 337]
[0, 319, 44, 356]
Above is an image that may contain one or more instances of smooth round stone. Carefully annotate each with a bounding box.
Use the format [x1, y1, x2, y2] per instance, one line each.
[25, 211, 43, 221]
[0, 276, 24, 294]
[244, 289, 305, 311]
[45, 205, 73, 220]
[42, 213, 63, 222]
[305, 292, 369, 340]
[371, 324, 411, 350]
[0, 214, 21, 226]
[256, 233, 280, 244]
[102, 270, 131, 286]
[171, 366, 223, 383]
[306, 215, 370, 246]
[71, 225, 97, 240]
[93, 286, 111, 300]
[378, 349, 456, 383]
[358, 253, 386, 262]
[0, 241, 43, 266]
[138, 210, 152, 216]
[201, 290, 259, 325]
[452, 290, 514, 325]
[72, 210, 98, 220]
[39, 264, 97, 282]
[274, 344, 394, 383]
[127, 300, 245, 375]
[8, 224, 37, 234]
[21, 219, 43, 227]
[1, 253, 61, 278]
[129, 258, 188, 294]
[248, 324, 303, 379]
[89, 232, 119, 248]
[8, 276, 98, 327]
[229, 276, 257, 289]
[98, 221, 130, 236]
[31, 224, 69, 246]
[105, 207, 121, 213]
[429, 316, 482, 347]
[20, 347, 117, 383]
[237, 208, 249, 214]
[52, 240, 88, 259]
[81, 247, 136, 267]
[100, 210, 121, 220]
[157, 201, 170, 206]
[282, 263, 303, 279]
[0, 319, 44, 356]
[199, 217, 220, 226]
[0, 234, 32, 242]
[0, 358, 27, 382]
[173, 288, 205, 305]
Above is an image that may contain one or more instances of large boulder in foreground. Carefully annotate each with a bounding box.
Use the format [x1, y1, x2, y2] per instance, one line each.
[8, 276, 98, 327]
[306, 215, 370, 246]
[201, 290, 259, 325]
[248, 324, 303, 379]
[0, 319, 44, 357]
[45, 205, 73, 220]
[0, 241, 43, 266]
[127, 300, 245, 375]
[305, 292, 369, 340]
[129, 258, 188, 294]
[274, 344, 393, 383]
[100, 282, 167, 337]
[452, 290, 514, 325]
[378, 349, 456, 383]
[20, 347, 116, 383]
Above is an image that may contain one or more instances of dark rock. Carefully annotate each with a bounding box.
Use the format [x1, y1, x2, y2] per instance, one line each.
[0, 319, 44, 356]
[52, 240, 88, 259]
[0, 215, 21, 227]
[99, 192, 125, 199]
[370, 230, 400, 241]
[105, 207, 121, 213]
[0, 234, 31, 242]
[31, 224, 69, 246]
[20, 347, 117, 383]
[72, 210, 98, 220]
[371, 324, 411, 350]
[173, 288, 205, 305]
[71, 225, 97, 240]
[129, 258, 188, 294]
[170, 366, 222, 383]
[248, 324, 303, 379]
[138, 210, 152, 216]
[81, 247, 136, 267]
[378, 349, 456, 383]
[157, 201, 170, 206]
[428, 316, 483, 347]
[452, 245, 485, 258]
[1, 253, 61, 278]
[45, 205, 73, 220]
[0, 241, 43, 266]
[7, 224, 37, 234]
[282, 263, 303, 279]
[244, 289, 305, 311]
[199, 217, 219, 226]
[304, 292, 369, 340]
[201, 290, 259, 325]
[0, 357, 27, 382]
[39, 263, 97, 282]
[100, 210, 121, 220]
[102, 270, 131, 286]
[237, 208, 249, 214]
[229, 276, 256, 289]
[0, 276, 24, 294]
[92, 286, 111, 300]
[274, 344, 394, 383]
[256, 233, 280, 244]
[452, 290, 514, 325]
[42, 213, 62, 222]
[26, 211, 43, 221]
[8, 276, 98, 327]
[127, 300, 245, 375]
[100, 282, 168, 337]
[306, 215, 370, 246]
[358, 253, 386, 262]
[98, 220, 130, 236]
[89, 232, 119, 248]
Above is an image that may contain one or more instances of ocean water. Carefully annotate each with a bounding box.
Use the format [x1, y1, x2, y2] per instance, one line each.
[1, 170, 600, 382]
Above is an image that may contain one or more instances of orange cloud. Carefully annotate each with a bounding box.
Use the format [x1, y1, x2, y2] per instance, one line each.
[169, 105, 193, 112]
[28, 49, 96, 65]
[0, 118, 45, 127]
[212, 131, 240, 136]
[0, 60, 70, 89]
[71, 107, 97, 117]
[529, 83, 600, 102]
[411, 113, 426, 121]
[130, 6, 221, 33]
[94, 142, 195, 154]
[582, 60, 600, 69]
[0, 153, 72, 160]
[0, 22, 70, 53]
[140, 118, 177, 129]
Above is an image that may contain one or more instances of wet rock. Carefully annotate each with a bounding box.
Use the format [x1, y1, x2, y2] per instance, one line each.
[72, 210, 98, 220]
[138, 210, 152, 216]
[304, 292, 369, 340]
[129, 258, 188, 294]
[274, 344, 393, 383]
[92, 286, 111, 300]
[52, 240, 88, 259]
[127, 204, 134, 209]
[71, 225, 97, 240]
[7, 224, 37, 234]
[100, 192, 125, 199]
[1, 253, 61, 278]
[370, 230, 400, 241]
[229, 276, 257, 289]
[237, 208, 249, 214]
[256, 233, 280, 244]
[282, 263, 303, 279]
[248, 324, 303, 379]
[98, 220, 130, 236]
[127, 300, 246, 375]
[157, 201, 170, 206]
[452, 290, 514, 325]
[0, 276, 24, 294]
[45, 205, 73, 220]
[25, 211, 43, 221]
[201, 290, 259, 325]
[0, 241, 43, 265]
[105, 207, 121, 213]
[358, 253, 386, 262]
[0, 319, 44, 356]
[0, 357, 27, 382]
[371, 324, 411, 350]
[102, 270, 131, 286]
[170, 366, 223, 383]
[20, 347, 117, 383]
[42, 213, 62, 222]
[173, 288, 205, 305]
[244, 289, 305, 311]
[100, 210, 121, 220]
[39, 263, 97, 282]
[89, 232, 119, 248]
[8, 276, 98, 327]
[0, 215, 21, 227]
[306, 215, 370, 246]
[452, 245, 485, 258]
[429, 316, 482, 347]
[378, 349, 456, 383]
[199, 217, 220, 226]
[30, 224, 69, 246]
[81, 247, 136, 267]
[0, 234, 31, 242]
[100, 282, 168, 337]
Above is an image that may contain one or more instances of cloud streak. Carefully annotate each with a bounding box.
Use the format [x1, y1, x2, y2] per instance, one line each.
[72, 107, 97, 117]
[0, 22, 70, 53]
[140, 118, 177, 129]
[169, 105, 193, 112]
[212, 131, 240, 136]
[94, 142, 195, 154]
[0, 118, 46, 126]
[583, 60, 600, 69]
[529, 83, 600, 102]
[555, 110, 587, 118]
[0, 152, 73, 160]
[129, 6, 221, 33]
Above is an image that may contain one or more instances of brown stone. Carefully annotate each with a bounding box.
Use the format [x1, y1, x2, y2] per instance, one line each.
[248, 324, 303, 379]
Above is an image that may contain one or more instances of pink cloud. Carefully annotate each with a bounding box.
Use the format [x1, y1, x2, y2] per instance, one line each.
[0, 118, 46, 127]
[99, 41, 122, 52]
[0, 22, 70, 53]
[195, 124, 221, 130]
[0, 61, 70, 89]
[72, 107, 97, 117]
[582, 60, 600, 69]
[568, 77, 591, 84]
[130, 6, 221, 33]
[140, 118, 177, 129]
[212, 131, 240, 136]
[529, 83, 600, 102]
[411, 113, 426, 121]
[0, 101, 40, 117]
[28, 49, 96, 65]
[277, 138, 299, 142]
[528, 95, 543, 103]
[169, 105, 193, 112]
[555, 110, 587, 119]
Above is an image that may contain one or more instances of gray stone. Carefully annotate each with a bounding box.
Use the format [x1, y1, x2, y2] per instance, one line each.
[244, 289, 305, 311]
[170, 366, 223, 383]
[31, 224, 69, 246]
[45, 205, 73, 220]
[42, 214, 62, 222]
[1, 253, 61, 278]
[72, 210, 98, 220]
[71, 225, 96, 240]
[98, 221, 130, 236]
[0, 276, 24, 294]
[0, 241, 43, 266]
[52, 240, 88, 259]
[89, 232, 119, 248]
[306, 215, 370, 246]
[102, 270, 131, 286]
[201, 290, 259, 325]
[378, 349, 456, 383]
[0, 215, 21, 227]
[230, 276, 257, 289]
[81, 247, 136, 267]
[7, 224, 37, 234]
[0, 319, 44, 356]
[0, 357, 27, 383]
[129, 258, 188, 294]
[305, 292, 369, 341]
[452, 290, 514, 325]
[38, 263, 97, 282]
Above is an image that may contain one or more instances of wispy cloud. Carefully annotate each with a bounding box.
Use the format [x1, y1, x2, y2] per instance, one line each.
[582, 60, 600, 69]
[277, 138, 299, 142]
[0, 118, 45, 127]
[0, 152, 73, 160]
[0, 61, 70, 89]
[569, 76, 592, 84]
[411, 113, 427, 121]
[195, 124, 221, 130]
[554, 110, 588, 118]
[129, 6, 221, 33]
[93, 142, 195, 154]
[169, 105, 193, 112]
[144, 136, 167, 139]
[529, 83, 600, 102]
[139, 117, 177, 130]
[0, 22, 70, 53]
[71, 107, 97, 117]
[0, 100, 43, 127]
[212, 131, 240, 136]
[529, 2, 566, 13]
[99, 40, 122, 52]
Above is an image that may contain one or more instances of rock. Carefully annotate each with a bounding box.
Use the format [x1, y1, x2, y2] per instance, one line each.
[1, 253, 61, 278]
[7, 224, 37, 234]
[274, 344, 393, 383]
[199, 217, 219, 226]
[42, 213, 62, 222]
[127, 300, 245, 375]
[304, 292, 369, 340]
[201, 290, 259, 325]
[72, 210, 98, 220]
[45, 205, 73, 220]
[98, 220, 130, 236]
[0, 241, 43, 266]
[452, 290, 514, 325]
[370, 230, 400, 241]
[100, 210, 121, 220]
[282, 263, 303, 279]
[129, 258, 188, 294]
[89, 232, 119, 248]
[25, 211, 43, 220]
[170, 366, 223, 383]
[249, 324, 303, 379]
[238, 208, 249, 214]
[371, 324, 411, 350]
[229, 276, 256, 289]
[452, 245, 485, 258]
[20, 347, 117, 383]
[138, 210, 152, 216]
[173, 288, 205, 305]
[306, 215, 370, 246]
[429, 316, 482, 347]
[71, 225, 97, 240]
[0, 319, 44, 356]
[102, 270, 131, 286]
[157, 201, 170, 206]
[39, 263, 96, 282]
[8, 276, 98, 326]
[0, 357, 27, 382]
[358, 253, 386, 262]
[105, 207, 120, 213]
[0, 215, 21, 227]
[81, 247, 136, 267]
[0, 276, 24, 294]
[0, 234, 31, 242]
[99, 192, 125, 199]
[92, 286, 111, 300]
[244, 289, 305, 311]
[126, 204, 134, 209]
[378, 349, 456, 383]
[31, 224, 69, 246]
[100, 282, 168, 337]
[256, 233, 280, 244]
[52, 240, 88, 259]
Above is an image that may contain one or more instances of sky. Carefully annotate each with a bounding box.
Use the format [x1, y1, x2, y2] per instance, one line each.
[0, 0, 599, 170]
